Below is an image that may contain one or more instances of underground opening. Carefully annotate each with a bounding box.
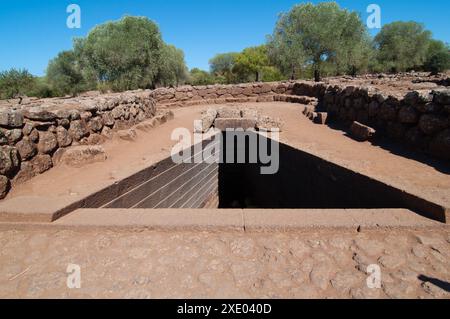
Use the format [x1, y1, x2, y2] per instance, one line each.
[76, 130, 446, 222]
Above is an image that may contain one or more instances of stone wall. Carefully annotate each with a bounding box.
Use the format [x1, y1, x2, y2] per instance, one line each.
[291, 82, 450, 161]
[0, 91, 156, 199]
[150, 82, 295, 107]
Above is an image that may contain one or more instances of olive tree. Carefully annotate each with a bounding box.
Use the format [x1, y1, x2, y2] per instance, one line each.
[424, 39, 450, 74]
[209, 52, 239, 83]
[267, 2, 370, 81]
[0, 69, 36, 100]
[156, 45, 189, 87]
[76, 16, 164, 91]
[46, 50, 87, 96]
[374, 21, 432, 72]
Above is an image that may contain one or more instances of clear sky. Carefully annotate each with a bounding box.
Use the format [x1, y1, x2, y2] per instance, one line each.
[0, 0, 449, 76]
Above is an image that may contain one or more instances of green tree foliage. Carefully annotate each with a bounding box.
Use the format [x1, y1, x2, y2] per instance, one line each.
[156, 45, 189, 87]
[46, 50, 88, 96]
[188, 68, 217, 85]
[375, 21, 432, 73]
[76, 16, 164, 91]
[233, 45, 284, 82]
[209, 52, 239, 83]
[0, 69, 37, 99]
[268, 2, 371, 81]
[424, 40, 450, 74]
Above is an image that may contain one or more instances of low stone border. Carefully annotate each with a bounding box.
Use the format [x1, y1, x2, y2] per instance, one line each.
[0, 208, 446, 232]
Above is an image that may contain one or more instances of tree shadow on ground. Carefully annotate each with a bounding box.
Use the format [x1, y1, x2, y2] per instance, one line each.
[418, 275, 450, 293]
[325, 121, 450, 175]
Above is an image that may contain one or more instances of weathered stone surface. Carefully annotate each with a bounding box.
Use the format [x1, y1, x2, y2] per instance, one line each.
[350, 121, 376, 141]
[68, 120, 89, 141]
[135, 119, 156, 132]
[0, 175, 10, 199]
[111, 106, 126, 119]
[28, 129, 39, 143]
[404, 90, 433, 107]
[3, 129, 23, 144]
[217, 107, 242, 118]
[379, 103, 398, 121]
[256, 116, 283, 132]
[0, 110, 23, 128]
[398, 106, 419, 124]
[118, 129, 137, 141]
[80, 111, 92, 121]
[194, 108, 217, 133]
[0, 146, 20, 176]
[56, 126, 72, 148]
[101, 113, 115, 127]
[84, 133, 105, 145]
[58, 145, 107, 168]
[88, 117, 104, 132]
[0, 130, 7, 145]
[101, 126, 113, 139]
[433, 89, 450, 105]
[22, 122, 34, 135]
[23, 109, 57, 122]
[314, 112, 328, 125]
[214, 118, 257, 131]
[429, 129, 450, 160]
[31, 154, 53, 174]
[37, 131, 58, 154]
[16, 138, 37, 161]
[419, 114, 448, 135]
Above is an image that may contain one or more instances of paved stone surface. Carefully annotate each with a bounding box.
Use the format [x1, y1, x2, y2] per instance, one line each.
[0, 228, 449, 299]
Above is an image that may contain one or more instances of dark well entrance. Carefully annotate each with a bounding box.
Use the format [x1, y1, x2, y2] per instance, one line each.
[81, 131, 445, 221]
[218, 132, 444, 221]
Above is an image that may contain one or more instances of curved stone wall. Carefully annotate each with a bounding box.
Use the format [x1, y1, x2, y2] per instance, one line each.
[1, 91, 156, 199]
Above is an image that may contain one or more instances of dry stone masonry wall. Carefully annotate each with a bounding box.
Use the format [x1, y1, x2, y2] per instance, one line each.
[292, 83, 450, 160]
[0, 91, 156, 198]
[1, 80, 449, 200]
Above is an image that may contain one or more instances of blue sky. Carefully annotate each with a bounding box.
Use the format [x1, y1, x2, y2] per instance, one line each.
[0, 0, 449, 76]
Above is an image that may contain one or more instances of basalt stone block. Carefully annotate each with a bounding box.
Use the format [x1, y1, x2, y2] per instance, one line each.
[217, 107, 242, 119]
[3, 129, 23, 144]
[404, 90, 433, 107]
[429, 129, 450, 160]
[194, 109, 217, 133]
[350, 121, 376, 142]
[0, 175, 10, 199]
[419, 114, 448, 135]
[433, 89, 450, 105]
[314, 112, 328, 125]
[69, 120, 89, 141]
[88, 117, 104, 132]
[23, 109, 57, 122]
[0, 110, 23, 128]
[16, 138, 37, 161]
[37, 131, 58, 154]
[0, 146, 20, 177]
[214, 118, 257, 131]
[256, 116, 283, 132]
[31, 154, 53, 174]
[57, 145, 107, 168]
[118, 128, 137, 141]
[398, 106, 419, 124]
[0, 130, 7, 145]
[56, 126, 72, 148]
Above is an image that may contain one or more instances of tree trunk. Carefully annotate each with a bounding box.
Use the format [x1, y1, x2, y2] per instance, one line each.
[314, 69, 321, 82]
[290, 66, 296, 80]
